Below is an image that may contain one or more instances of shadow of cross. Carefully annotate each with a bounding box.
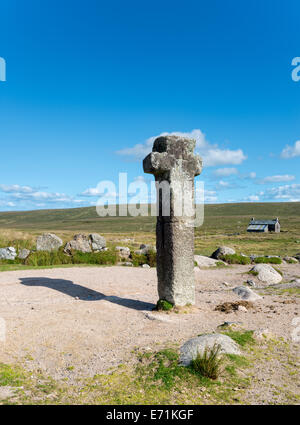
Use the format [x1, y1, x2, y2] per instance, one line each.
[19, 277, 154, 311]
[143, 135, 202, 307]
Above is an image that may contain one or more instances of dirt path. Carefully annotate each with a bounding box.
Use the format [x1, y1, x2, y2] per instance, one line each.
[0, 264, 299, 383]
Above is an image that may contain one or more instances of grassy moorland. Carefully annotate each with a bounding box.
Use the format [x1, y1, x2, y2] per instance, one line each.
[0, 202, 299, 260]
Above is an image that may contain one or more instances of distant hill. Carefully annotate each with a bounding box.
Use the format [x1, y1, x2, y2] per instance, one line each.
[0, 202, 299, 234]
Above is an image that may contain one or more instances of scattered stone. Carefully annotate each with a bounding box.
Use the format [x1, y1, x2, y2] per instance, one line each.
[36, 233, 63, 252]
[246, 279, 256, 287]
[143, 135, 202, 306]
[238, 305, 248, 312]
[142, 264, 150, 268]
[233, 286, 262, 301]
[194, 255, 225, 268]
[144, 312, 172, 322]
[294, 253, 300, 261]
[218, 321, 243, 328]
[215, 300, 254, 313]
[122, 262, 133, 267]
[89, 233, 106, 251]
[18, 248, 31, 260]
[211, 246, 235, 259]
[115, 246, 131, 259]
[0, 247, 17, 260]
[180, 334, 241, 366]
[222, 282, 230, 287]
[64, 234, 91, 255]
[250, 264, 282, 284]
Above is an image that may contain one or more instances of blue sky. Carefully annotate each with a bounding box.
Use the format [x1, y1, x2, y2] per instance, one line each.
[0, 0, 299, 210]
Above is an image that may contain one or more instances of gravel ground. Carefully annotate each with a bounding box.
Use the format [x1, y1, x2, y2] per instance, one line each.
[0, 264, 299, 402]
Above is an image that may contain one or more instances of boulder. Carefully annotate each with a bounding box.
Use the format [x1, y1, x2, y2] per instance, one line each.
[0, 247, 17, 260]
[18, 249, 31, 260]
[64, 234, 92, 255]
[89, 233, 106, 251]
[283, 256, 299, 263]
[211, 246, 235, 259]
[180, 334, 241, 366]
[250, 264, 282, 284]
[294, 253, 300, 261]
[194, 255, 224, 268]
[115, 246, 131, 259]
[37, 233, 63, 252]
[233, 286, 262, 301]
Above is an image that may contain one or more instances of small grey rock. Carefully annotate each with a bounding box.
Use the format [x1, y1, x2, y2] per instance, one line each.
[211, 246, 235, 259]
[115, 246, 131, 259]
[0, 247, 17, 260]
[64, 234, 91, 254]
[18, 248, 31, 260]
[89, 233, 106, 251]
[233, 286, 262, 301]
[142, 264, 150, 268]
[180, 334, 241, 366]
[247, 279, 256, 287]
[37, 233, 63, 252]
[250, 264, 282, 284]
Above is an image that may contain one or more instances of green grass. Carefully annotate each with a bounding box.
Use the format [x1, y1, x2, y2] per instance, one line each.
[156, 299, 174, 311]
[0, 202, 299, 267]
[221, 330, 255, 347]
[0, 363, 26, 387]
[1, 335, 299, 405]
[190, 344, 223, 380]
[220, 254, 251, 265]
[254, 256, 282, 264]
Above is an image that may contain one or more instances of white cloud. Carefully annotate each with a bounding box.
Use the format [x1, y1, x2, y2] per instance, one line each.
[259, 175, 295, 184]
[244, 195, 260, 202]
[0, 200, 16, 207]
[0, 183, 85, 209]
[213, 168, 238, 177]
[116, 129, 247, 167]
[0, 184, 36, 193]
[281, 140, 300, 159]
[261, 184, 300, 201]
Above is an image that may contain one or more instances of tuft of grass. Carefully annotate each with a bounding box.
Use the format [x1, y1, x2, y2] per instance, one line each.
[254, 256, 282, 264]
[156, 299, 174, 311]
[131, 250, 156, 267]
[190, 344, 223, 380]
[0, 363, 26, 387]
[24, 249, 117, 267]
[220, 254, 251, 265]
[25, 249, 72, 267]
[222, 330, 255, 347]
[71, 250, 117, 265]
